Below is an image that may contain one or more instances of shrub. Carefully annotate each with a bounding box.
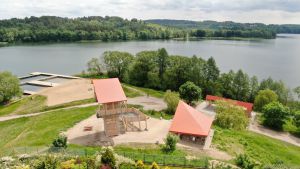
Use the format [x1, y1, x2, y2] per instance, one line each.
[101, 147, 116, 169]
[179, 81, 202, 105]
[163, 90, 179, 114]
[235, 154, 256, 169]
[150, 162, 159, 169]
[262, 101, 289, 130]
[135, 160, 145, 169]
[52, 135, 68, 148]
[215, 100, 249, 130]
[162, 133, 179, 153]
[0, 71, 22, 104]
[119, 162, 135, 169]
[60, 159, 76, 169]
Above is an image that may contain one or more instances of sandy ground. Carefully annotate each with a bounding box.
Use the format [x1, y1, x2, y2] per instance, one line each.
[38, 79, 94, 106]
[65, 114, 171, 146]
[127, 96, 167, 111]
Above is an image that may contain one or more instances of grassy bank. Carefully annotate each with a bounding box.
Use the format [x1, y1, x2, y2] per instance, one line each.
[213, 126, 300, 166]
[0, 95, 47, 116]
[123, 84, 165, 98]
[0, 106, 96, 154]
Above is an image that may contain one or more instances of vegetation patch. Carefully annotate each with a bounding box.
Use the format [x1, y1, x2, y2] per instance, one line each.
[0, 106, 96, 155]
[0, 95, 47, 116]
[213, 126, 300, 166]
[123, 84, 165, 98]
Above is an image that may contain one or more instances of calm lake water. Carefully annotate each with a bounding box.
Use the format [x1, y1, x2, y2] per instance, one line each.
[0, 34, 299, 88]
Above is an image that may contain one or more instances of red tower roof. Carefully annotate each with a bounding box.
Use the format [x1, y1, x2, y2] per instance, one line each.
[93, 78, 127, 104]
[169, 101, 213, 136]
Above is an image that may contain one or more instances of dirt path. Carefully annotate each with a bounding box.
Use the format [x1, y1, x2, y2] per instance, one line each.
[0, 103, 97, 122]
[127, 96, 167, 111]
[249, 112, 300, 147]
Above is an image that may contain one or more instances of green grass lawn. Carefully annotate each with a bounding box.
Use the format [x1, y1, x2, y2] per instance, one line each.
[0, 106, 96, 155]
[0, 95, 47, 116]
[122, 85, 143, 98]
[123, 84, 165, 98]
[0, 95, 97, 117]
[213, 126, 300, 166]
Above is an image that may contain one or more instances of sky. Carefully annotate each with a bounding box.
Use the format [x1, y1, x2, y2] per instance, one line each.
[1, 0, 300, 24]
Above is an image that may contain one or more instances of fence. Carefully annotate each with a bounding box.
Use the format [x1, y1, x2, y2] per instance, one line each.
[1, 147, 208, 168]
[117, 151, 208, 168]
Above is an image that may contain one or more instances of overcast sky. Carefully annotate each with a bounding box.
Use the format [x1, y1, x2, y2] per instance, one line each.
[1, 0, 300, 24]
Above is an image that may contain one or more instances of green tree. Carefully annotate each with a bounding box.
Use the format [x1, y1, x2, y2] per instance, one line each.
[215, 100, 249, 130]
[164, 90, 180, 114]
[249, 76, 259, 102]
[179, 81, 202, 105]
[232, 69, 250, 101]
[262, 101, 289, 130]
[218, 70, 235, 99]
[87, 58, 103, 76]
[254, 89, 278, 112]
[162, 133, 179, 153]
[103, 51, 134, 81]
[0, 71, 22, 104]
[294, 86, 300, 99]
[202, 57, 220, 96]
[157, 48, 169, 80]
[128, 51, 157, 87]
[259, 77, 289, 104]
[294, 111, 300, 131]
[163, 55, 191, 90]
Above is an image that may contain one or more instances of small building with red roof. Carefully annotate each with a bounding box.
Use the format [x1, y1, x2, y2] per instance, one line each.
[169, 101, 214, 149]
[206, 95, 253, 117]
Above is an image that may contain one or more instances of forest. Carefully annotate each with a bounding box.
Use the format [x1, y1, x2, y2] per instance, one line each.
[147, 19, 300, 34]
[0, 16, 294, 43]
[0, 16, 185, 43]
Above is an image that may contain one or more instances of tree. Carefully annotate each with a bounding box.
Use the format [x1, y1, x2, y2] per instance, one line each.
[179, 81, 202, 105]
[162, 133, 179, 153]
[294, 111, 300, 131]
[163, 55, 191, 90]
[254, 89, 278, 112]
[87, 58, 102, 76]
[103, 51, 134, 81]
[202, 57, 220, 96]
[164, 90, 180, 114]
[0, 71, 22, 104]
[294, 86, 300, 99]
[259, 77, 289, 104]
[262, 101, 289, 130]
[232, 69, 250, 101]
[215, 100, 249, 130]
[128, 51, 157, 87]
[157, 48, 168, 79]
[249, 76, 259, 102]
[218, 70, 235, 99]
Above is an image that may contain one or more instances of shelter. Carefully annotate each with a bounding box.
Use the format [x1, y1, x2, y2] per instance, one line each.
[206, 95, 253, 117]
[169, 101, 214, 149]
[93, 78, 147, 137]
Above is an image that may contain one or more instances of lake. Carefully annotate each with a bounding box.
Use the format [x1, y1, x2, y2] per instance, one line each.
[0, 34, 299, 88]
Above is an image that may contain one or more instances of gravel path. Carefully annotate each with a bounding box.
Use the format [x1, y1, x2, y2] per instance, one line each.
[249, 112, 300, 147]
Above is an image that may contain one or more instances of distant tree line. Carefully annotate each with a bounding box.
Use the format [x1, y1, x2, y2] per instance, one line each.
[147, 19, 300, 36]
[1, 16, 294, 43]
[0, 16, 185, 43]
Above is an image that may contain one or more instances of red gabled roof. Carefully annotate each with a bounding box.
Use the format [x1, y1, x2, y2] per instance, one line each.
[169, 101, 214, 136]
[206, 95, 253, 116]
[92, 78, 127, 104]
